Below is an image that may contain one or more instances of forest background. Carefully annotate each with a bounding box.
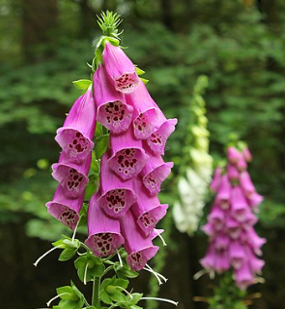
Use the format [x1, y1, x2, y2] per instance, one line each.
[0, 0, 285, 308]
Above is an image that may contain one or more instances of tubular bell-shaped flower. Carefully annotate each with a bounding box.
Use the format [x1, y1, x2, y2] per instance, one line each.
[85, 193, 124, 257]
[140, 149, 173, 195]
[131, 179, 168, 236]
[120, 211, 159, 271]
[200, 144, 265, 290]
[51, 152, 91, 198]
[55, 87, 96, 164]
[93, 65, 133, 134]
[46, 185, 84, 230]
[108, 127, 149, 180]
[102, 42, 139, 94]
[98, 152, 137, 218]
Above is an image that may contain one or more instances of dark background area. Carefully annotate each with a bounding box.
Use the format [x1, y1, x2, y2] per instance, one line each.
[1, 0, 285, 308]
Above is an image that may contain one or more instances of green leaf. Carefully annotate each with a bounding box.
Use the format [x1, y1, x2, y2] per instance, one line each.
[115, 264, 139, 279]
[84, 175, 99, 200]
[74, 254, 105, 283]
[91, 151, 100, 175]
[113, 278, 129, 289]
[73, 79, 92, 93]
[140, 78, 149, 85]
[135, 67, 145, 75]
[59, 248, 78, 261]
[95, 134, 109, 159]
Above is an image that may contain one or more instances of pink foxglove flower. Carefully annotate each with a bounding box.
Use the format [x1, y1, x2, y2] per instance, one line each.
[210, 167, 222, 192]
[94, 65, 133, 134]
[102, 42, 139, 94]
[51, 152, 91, 198]
[131, 179, 168, 236]
[85, 193, 124, 257]
[98, 152, 137, 218]
[55, 87, 96, 164]
[108, 127, 149, 180]
[46, 185, 84, 230]
[201, 145, 265, 290]
[120, 211, 159, 271]
[140, 149, 173, 195]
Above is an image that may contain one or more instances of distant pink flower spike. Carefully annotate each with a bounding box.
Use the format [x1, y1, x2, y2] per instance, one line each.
[231, 186, 249, 222]
[147, 119, 177, 155]
[93, 65, 133, 134]
[46, 185, 84, 230]
[216, 175, 231, 209]
[240, 171, 255, 198]
[51, 152, 91, 198]
[210, 167, 223, 192]
[235, 262, 254, 290]
[141, 150, 173, 195]
[98, 152, 137, 218]
[208, 204, 225, 231]
[126, 81, 166, 139]
[103, 43, 139, 94]
[243, 211, 258, 230]
[85, 193, 124, 257]
[131, 179, 168, 236]
[227, 147, 242, 165]
[108, 127, 149, 180]
[55, 87, 96, 164]
[229, 240, 246, 270]
[120, 211, 159, 271]
[242, 147, 252, 162]
[227, 164, 239, 182]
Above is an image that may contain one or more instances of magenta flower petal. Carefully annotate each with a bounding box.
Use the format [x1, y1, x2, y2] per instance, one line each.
[226, 216, 242, 239]
[131, 180, 168, 236]
[201, 223, 217, 238]
[214, 233, 230, 250]
[248, 191, 263, 210]
[231, 186, 249, 222]
[200, 243, 216, 271]
[210, 167, 222, 192]
[236, 156, 247, 172]
[46, 185, 84, 230]
[235, 262, 254, 290]
[240, 171, 255, 198]
[98, 152, 137, 218]
[102, 43, 139, 94]
[55, 87, 96, 163]
[227, 164, 239, 182]
[126, 81, 165, 139]
[229, 240, 246, 270]
[242, 147, 252, 162]
[52, 152, 91, 198]
[245, 246, 265, 274]
[208, 205, 225, 231]
[243, 211, 258, 230]
[215, 249, 230, 273]
[227, 147, 242, 165]
[216, 175, 231, 209]
[147, 118, 177, 155]
[108, 127, 149, 180]
[85, 193, 124, 257]
[141, 152, 173, 195]
[94, 65, 133, 133]
[246, 228, 266, 255]
[120, 211, 159, 271]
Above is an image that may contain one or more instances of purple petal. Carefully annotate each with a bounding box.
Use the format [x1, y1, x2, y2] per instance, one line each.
[231, 186, 249, 222]
[120, 211, 159, 271]
[108, 127, 149, 180]
[98, 152, 137, 218]
[85, 193, 124, 257]
[94, 65, 133, 133]
[103, 43, 139, 94]
[46, 185, 84, 230]
[141, 151, 173, 195]
[51, 152, 91, 198]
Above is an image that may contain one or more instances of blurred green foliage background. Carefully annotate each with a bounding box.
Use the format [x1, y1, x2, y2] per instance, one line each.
[1, 0, 285, 308]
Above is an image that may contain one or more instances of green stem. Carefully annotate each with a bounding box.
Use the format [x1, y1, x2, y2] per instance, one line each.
[92, 277, 101, 308]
